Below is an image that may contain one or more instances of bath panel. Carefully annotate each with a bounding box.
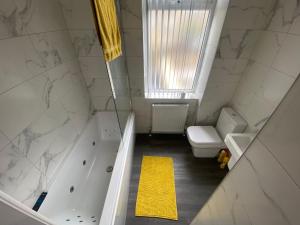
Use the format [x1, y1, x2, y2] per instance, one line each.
[99, 113, 135, 225]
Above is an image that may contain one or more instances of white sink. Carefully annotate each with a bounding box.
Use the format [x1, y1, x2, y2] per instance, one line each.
[225, 133, 255, 170]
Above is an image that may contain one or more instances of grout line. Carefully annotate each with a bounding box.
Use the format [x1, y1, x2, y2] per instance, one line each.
[77, 56, 104, 58]
[66, 28, 97, 31]
[0, 130, 11, 152]
[0, 56, 79, 96]
[0, 28, 69, 41]
[249, 60, 296, 80]
[257, 137, 300, 190]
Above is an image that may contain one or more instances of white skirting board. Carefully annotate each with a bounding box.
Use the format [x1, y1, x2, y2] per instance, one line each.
[151, 104, 189, 134]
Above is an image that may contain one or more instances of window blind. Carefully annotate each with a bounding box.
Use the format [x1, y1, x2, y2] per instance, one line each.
[144, 0, 216, 98]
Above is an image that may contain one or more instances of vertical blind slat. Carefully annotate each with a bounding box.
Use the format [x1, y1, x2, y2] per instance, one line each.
[180, 0, 193, 89]
[163, 1, 170, 91]
[190, 0, 210, 90]
[146, 0, 214, 98]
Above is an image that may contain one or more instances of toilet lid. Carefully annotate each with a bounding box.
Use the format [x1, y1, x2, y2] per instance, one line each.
[187, 126, 224, 148]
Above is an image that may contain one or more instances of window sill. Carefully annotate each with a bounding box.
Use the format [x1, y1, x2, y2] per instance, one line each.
[144, 92, 198, 100]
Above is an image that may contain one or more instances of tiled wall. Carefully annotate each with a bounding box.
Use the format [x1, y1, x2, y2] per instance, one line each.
[60, 0, 133, 129]
[191, 75, 300, 225]
[120, 0, 198, 133]
[120, 0, 280, 132]
[231, 0, 300, 132]
[196, 0, 277, 124]
[59, 0, 115, 111]
[0, 0, 91, 207]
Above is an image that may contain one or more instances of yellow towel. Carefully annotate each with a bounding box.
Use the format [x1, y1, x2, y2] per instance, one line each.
[135, 156, 178, 220]
[91, 0, 122, 62]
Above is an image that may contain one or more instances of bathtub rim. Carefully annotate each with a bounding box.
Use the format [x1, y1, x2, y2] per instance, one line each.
[99, 112, 135, 225]
[0, 112, 134, 225]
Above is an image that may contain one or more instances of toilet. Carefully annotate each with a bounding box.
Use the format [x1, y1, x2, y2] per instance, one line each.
[187, 107, 247, 158]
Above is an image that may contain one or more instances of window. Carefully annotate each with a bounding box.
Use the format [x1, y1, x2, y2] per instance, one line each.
[142, 0, 216, 98]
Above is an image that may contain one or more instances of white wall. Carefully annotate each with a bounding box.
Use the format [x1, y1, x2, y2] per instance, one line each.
[121, 0, 198, 133]
[191, 75, 300, 225]
[231, 0, 300, 132]
[60, 0, 132, 133]
[197, 0, 277, 124]
[59, 0, 116, 111]
[120, 0, 278, 132]
[0, 0, 91, 207]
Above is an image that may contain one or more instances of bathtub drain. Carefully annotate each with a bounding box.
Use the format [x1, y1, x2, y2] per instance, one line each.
[106, 166, 113, 173]
[69, 186, 75, 193]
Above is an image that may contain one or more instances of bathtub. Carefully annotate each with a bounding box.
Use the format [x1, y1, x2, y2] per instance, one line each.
[38, 112, 135, 225]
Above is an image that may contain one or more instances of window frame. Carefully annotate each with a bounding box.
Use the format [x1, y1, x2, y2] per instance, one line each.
[142, 0, 217, 99]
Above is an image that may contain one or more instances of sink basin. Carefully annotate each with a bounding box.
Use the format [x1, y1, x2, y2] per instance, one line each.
[224, 133, 255, 170]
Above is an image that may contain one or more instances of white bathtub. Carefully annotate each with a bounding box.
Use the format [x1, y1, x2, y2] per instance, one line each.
[39, 112, 135, 225]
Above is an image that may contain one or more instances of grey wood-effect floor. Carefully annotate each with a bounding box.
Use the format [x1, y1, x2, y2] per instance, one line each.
[125, 134, 228, 225]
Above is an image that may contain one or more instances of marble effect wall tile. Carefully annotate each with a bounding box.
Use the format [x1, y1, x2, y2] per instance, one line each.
[0, 0, 92, 208]
[223, 0, 277, 30]
[229, 1, 300, 132]
[24, 0, 67, 34]
[250, 31, 286, 66]
[267, 0, 298, 33]
[0, 0, 67, 39]
[120, 0, 142, 29]
[231, 62, 294, 132]
[197, 82, 239, 125]
[272, 34, 300, 78]
[217, 29, 262, 60]
[79, 57, 108, 78]
[196, 0, 277, 124]
[244, 139, 300, 225]
[196, 58, 248, 124]
[0, 0, 32, 39]
[0, 75, 48, 140]
[259, 77, 300, 187]
[0, 131, 10, 151]
[58, 0, 114, 112]
[88, 78, 112, 97]
[69, 30, 102, 57]
[29, 31, 76, 68]
[0, 143, 45, 207]
[59, 0, 95, 29]
[130, 76, 144, 97]
[12, 102, 70, 164]
[192, 77, 300, 225]
[91, 96, 115, 111]
[0, 35, 47, 94]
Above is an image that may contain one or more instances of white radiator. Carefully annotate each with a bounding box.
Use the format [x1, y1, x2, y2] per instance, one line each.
[151, 104, 189, 134]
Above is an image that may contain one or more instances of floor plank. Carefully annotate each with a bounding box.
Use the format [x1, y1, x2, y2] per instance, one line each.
[125, 134, 228, 225]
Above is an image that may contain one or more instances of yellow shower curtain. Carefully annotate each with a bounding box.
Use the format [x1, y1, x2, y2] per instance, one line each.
[91, 0, 122, 62]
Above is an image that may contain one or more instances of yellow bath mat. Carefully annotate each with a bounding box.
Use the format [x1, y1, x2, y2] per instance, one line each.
[135, 156, 178, 220]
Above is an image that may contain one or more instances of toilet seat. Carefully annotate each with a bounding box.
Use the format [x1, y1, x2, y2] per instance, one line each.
[187, 126, 224, 148]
